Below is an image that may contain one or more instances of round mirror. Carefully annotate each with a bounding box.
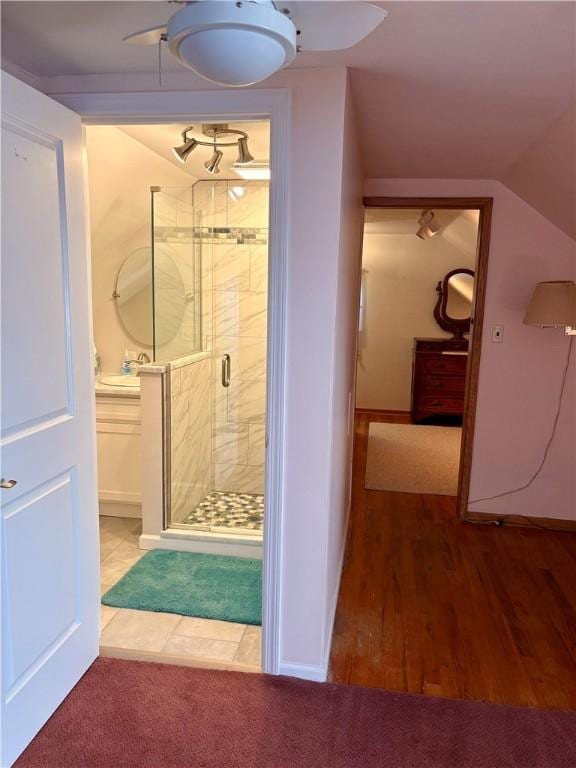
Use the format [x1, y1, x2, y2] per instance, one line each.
[446, 272, 474, 320]
[114, 247, 186, 347]
[434, 268, 475, 338]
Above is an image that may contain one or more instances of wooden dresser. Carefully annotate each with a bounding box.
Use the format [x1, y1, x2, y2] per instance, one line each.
[411, 338, 468, 423]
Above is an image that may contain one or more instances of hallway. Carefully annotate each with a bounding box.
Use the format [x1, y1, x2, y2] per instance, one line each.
[329, 412, 576, 709]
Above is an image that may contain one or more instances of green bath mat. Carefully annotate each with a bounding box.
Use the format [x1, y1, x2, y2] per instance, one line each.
[102, 550, 262, 625]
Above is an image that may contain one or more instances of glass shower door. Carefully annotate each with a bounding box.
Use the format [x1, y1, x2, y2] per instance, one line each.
[163, 179, 269, 538]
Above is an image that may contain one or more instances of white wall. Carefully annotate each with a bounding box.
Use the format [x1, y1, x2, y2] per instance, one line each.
[324, 77, 365, 670]
[47, 67, 358, 680]
[364, 178, 576, 522]
[85, 126, 194, 373]
[357, 227, 476, 411]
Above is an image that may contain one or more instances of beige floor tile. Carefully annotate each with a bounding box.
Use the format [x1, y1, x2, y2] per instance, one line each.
[100, 582, 114, 597]
[100, 605, 119, 631]
[99, 535, 123, 560]
[100, 548, 145, 584]
[162, 634, 238, 661]
[235, 626, 262, 666]
[108, 539, 145, 560]
[100, 609, 181, 652]
[173, 617, 246, 642]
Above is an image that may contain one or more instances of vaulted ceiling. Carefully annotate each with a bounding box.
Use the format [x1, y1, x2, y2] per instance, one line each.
[2, 1, 574, 237]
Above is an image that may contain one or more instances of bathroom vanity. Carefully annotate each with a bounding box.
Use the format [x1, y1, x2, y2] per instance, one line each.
[95, 381, 142, 518]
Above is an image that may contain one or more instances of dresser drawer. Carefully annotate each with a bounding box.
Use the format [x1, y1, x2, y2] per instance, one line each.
[418, 355, 467, 375]
[419, 395, 464, 414]
[419, 374, 466, 395]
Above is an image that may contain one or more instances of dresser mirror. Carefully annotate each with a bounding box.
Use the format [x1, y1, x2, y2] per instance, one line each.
[434, 268, 475, 338]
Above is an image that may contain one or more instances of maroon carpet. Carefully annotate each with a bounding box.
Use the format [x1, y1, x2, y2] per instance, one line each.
[15, 657, 576, 768]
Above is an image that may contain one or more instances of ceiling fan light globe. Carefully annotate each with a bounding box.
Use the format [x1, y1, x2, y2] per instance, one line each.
[167, 2, 296, 86]
[174, 29, 291, 86]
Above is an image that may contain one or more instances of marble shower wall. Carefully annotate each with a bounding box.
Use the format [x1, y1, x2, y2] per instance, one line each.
[194, 181, 269, 498]
[169, 356, 212, 525]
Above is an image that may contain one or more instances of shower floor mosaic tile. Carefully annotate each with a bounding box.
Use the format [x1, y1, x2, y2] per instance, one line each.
[183, 492, 264, 531]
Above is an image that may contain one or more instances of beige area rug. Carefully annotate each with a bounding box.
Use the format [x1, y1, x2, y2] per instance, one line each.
[365, 422, 462, 495]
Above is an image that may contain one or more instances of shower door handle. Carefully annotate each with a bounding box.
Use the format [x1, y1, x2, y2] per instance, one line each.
[221, 354, 231, 388]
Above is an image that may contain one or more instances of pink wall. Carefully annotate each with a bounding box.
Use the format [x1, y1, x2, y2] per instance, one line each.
[364, 178, 576, 522]
[502, 105, 576, 241]
[44, 66, 354, 677]
[324, 78, 365, 664]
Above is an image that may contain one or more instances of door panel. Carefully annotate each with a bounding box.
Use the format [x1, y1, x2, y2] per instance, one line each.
[1, 72, 99, 767]
[1, 122, 71, 436]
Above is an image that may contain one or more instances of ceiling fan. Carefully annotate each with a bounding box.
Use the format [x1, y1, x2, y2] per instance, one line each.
[124, 1, 388, 87]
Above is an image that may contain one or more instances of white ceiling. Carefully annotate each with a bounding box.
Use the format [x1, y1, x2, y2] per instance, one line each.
[117, 121, 270, 180]
[1, 2, 574, 190]
[364, 208, 480, 260]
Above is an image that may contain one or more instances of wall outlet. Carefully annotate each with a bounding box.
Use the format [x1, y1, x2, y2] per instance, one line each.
[492, 324, 504, 343]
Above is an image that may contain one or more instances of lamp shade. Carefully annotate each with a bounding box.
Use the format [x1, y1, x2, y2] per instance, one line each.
[523, 281, 576, 326]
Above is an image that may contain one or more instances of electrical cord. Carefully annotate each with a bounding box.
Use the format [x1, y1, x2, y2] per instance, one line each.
[467, 336, 574, 521]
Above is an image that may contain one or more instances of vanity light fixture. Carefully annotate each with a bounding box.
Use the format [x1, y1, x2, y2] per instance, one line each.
[416, 210, 441, 240]
[171, 124, 254, 171]
[523, 280, 576, 335]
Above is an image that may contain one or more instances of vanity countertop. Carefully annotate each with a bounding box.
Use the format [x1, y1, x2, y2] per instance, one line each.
[95, 379, 141, 398]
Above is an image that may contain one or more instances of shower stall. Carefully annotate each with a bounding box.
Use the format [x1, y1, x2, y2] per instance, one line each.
[141, 179, 269, 552]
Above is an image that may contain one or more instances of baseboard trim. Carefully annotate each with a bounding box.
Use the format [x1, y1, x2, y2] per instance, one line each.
[355, 408, 410, 415]
[464, 510, 576, 533]
[99, 502, 142, 519]
[278, 662, 327, 683]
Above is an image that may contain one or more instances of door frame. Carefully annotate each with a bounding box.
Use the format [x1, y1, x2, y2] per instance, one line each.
[362, 196, 493, 518]
[56, 87, 292, 675]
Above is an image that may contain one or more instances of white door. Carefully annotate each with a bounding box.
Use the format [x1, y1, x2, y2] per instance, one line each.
[1, 72, 99, 767]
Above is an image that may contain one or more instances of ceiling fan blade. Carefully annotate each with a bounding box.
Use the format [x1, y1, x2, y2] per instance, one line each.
[123, 25, 168, 46]
[285, 2, 387, 51]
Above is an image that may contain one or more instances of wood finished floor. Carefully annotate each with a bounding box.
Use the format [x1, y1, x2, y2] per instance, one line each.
[329, 411, 576, 709]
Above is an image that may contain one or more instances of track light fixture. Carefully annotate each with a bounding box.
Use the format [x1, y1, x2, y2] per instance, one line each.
[416, 210, 441, 239]
[172, 136, 199, 164]
[205, 148, 223, 175]
[171, 124, 254, 172]
[237, 136, 254, 165]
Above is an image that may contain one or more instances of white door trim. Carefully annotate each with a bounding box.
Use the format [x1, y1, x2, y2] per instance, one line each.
[56, 88, 291, 676]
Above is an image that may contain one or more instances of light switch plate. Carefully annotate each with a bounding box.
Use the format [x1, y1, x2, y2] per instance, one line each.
[492, 324, 504, 343]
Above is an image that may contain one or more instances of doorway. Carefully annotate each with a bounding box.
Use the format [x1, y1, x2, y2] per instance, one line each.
[356, 198, 492, 512]
[85, 118, 274, 671]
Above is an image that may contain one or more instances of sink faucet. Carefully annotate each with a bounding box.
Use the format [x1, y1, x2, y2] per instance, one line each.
[126, 352, 151, 368]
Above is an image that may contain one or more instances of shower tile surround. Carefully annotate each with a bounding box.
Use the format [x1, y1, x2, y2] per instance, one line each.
[169, 356, 212, 526]
[165, 181, 268, 534]
[152, 187, 202, 363]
